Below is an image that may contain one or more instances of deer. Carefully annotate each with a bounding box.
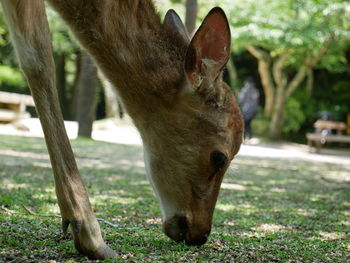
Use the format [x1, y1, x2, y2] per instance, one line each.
[1, 0, 243, 259]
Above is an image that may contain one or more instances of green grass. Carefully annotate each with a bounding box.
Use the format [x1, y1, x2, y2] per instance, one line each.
[0, 134, 349, 262]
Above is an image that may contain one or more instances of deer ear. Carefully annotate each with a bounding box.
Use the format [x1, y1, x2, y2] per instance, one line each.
[184, 7, 231, 88]
[163, 9, 190, 45]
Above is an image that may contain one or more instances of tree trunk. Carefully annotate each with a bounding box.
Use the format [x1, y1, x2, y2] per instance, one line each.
[185, 0, 197, 36]
[246, 46, 275, 118]
[269, 90, 286, 139]
[269, 63, 309, 140]
[268, 84, 285, 139]
[76, 51, 98, 138]
[56, 53, 68, 119]
[259, 61, 275, 118]
[226, 57, 238, 93]
[267, 52, 290, 139]
[70, 51, 81, 120]
[269, 57, 318, 139]
[306, 69, 314, 96]
[99, 72, 120, 118]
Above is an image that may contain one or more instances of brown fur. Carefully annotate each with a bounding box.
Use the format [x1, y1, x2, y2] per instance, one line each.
[1, 0, 243, 259]
[48, 0, 186, 118]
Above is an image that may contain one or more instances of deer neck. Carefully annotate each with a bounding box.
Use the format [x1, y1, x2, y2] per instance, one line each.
[48, 0, 187, 125]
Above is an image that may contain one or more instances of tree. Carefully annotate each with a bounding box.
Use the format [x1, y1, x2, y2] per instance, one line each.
[185, 0, 197, 36]
[222, 0, 350, 139]
[47, 7, 80, 120]
[246, 40, 332, 138]
[99, 72, 124, 119]
[76, 51, 98, 137]
[48, 8, 102, 135]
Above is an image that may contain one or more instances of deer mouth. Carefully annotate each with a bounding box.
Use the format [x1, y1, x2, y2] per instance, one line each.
[163, 214, 211, 246]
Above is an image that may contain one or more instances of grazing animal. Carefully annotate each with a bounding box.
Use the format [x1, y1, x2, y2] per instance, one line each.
[1, 0, 243, 259]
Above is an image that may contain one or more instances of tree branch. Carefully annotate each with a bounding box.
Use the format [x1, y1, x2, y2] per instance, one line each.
[272, 52, 289, 89]
[286, 36, 333, 98]
[247, 46, 275, 117]
[226, 57, 239, 92]
[247, 45, 270, 61]
[306, 35, 334, 68]
[285, 65, 308, 99]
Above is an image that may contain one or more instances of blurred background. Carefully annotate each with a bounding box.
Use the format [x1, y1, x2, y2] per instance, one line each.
[0, 0, 349, 146]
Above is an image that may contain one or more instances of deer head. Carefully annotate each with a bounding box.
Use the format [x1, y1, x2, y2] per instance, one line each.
[140, 8, 243, 245]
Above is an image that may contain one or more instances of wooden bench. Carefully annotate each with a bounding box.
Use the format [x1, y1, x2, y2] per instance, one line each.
[0, 91, 35, 122]
[306, 120, 350, 152]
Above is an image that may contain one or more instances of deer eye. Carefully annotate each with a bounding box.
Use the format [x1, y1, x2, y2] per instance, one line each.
[211, 151, 227, 172]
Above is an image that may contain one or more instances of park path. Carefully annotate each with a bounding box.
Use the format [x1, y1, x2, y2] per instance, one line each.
[238, 143, 350, 165]
[0, 117, 349, 166]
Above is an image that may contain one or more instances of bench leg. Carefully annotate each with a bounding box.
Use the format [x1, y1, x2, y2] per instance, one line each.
[307, 138, 312, 152]
[316, 140, 321, 153]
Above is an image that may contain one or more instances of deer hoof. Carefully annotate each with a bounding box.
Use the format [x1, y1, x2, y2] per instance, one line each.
[61, 216, 117, 259]
[74, 239, 117, 259]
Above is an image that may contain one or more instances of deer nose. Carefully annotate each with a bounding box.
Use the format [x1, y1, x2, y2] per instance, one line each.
[163, 215, 211, 246]
[163, 215, 188, 242]
[185, 229, 210, 246]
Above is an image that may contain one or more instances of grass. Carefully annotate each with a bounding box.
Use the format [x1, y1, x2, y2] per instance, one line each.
[0, 134, 349, 262]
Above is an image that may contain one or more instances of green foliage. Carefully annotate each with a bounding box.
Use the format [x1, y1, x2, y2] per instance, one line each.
[0, 7, 27, 93]
[0, 8, 20, 70]
[251, 110, 270, 137]
[280, 75, 350, 141]
[169, 0, 183, 4]
[46, 8, 78, 54]
[0, 65, 25, 87]
[213, 0, 350, 72]
[154, 0, 185, 19]
[0, 27, 5, 46]
[0, 8, 7, 46]
[282, 97, 306, 134]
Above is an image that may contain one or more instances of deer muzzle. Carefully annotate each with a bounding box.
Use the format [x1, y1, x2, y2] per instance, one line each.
[163, 214, 211, 246]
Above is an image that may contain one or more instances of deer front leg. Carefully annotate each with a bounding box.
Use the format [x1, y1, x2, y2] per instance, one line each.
[1, 0, 116, 259]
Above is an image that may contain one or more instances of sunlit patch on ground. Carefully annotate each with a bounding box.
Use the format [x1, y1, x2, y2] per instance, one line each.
[323, 170, 350, 182]
[296, 208, 317, 216]
[0, 149, 49, 160]
[319, 231, 346, 241]
[216, 203, 237, 212]
[1, 180, 30, 190]
[254, 223, 288, 234]
[92, 195, 138, 205]
[32, 162, 52, 168]
[130, 180, 149, 185]
[146, 217, 162, 225]
[270, 187, 286, 192]
[339, 220, 350, 227]
[221, 182, 246, 191]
